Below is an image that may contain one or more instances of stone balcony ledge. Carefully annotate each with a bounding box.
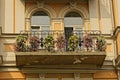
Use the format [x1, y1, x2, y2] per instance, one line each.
[15, 51, 106, 69]
[15, 51, 106, 55]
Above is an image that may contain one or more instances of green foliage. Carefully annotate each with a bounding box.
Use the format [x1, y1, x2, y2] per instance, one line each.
[15, 35, 28, 52]
[44, 35, 54, 51]
[68, 35, 79, 51]
[96, 36, 106, 51]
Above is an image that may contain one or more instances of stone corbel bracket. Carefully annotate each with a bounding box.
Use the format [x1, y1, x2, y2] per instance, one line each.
[69, 0, 77, 8]
[113, 26, 120, 38]
[36, 0, 44, 8]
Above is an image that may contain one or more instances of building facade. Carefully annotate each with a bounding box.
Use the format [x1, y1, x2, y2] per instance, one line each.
[0, 0, 120, 80]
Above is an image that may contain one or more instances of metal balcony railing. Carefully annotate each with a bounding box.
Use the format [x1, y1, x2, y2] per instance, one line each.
[15, 30, 106, 52]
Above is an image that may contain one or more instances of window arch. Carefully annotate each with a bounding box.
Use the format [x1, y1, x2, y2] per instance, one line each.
[58, 5, 89, 19]
[64, 11, 84, 30]
[64, 11, 84, 50]
[31, 10, 50, 31]
[25, 4, 57, 31]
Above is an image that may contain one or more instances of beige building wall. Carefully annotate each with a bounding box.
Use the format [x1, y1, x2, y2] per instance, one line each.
[4, 0, 14, 33]
[89, 0, 99, 31]
[15, 0, 25, 33]
[0, 0, 25, 33]
[0, 38, 16, 62]
[89, 0, 113, 34]
[0, 0, 5, 31]
[116, 0, 120, 26]
[100, 0, 113, 34]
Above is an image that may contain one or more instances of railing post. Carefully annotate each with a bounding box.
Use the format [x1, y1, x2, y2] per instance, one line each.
[39, 73, 45, 80]
[74, 73, 80, 80]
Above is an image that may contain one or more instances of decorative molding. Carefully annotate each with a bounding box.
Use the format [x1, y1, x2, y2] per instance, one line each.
[58, 5, 89, 19]
[25, 18, 31, 22]
[69, 0, 77, 9]
[26, 5, 56, 18]
[25, 4, 56, 31]
[36, 0, 44, 8]
[22, 68, 97, 73]
[13, 0, 16, 33]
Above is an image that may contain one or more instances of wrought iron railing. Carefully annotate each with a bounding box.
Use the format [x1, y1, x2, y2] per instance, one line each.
[15, 30, 106, 52]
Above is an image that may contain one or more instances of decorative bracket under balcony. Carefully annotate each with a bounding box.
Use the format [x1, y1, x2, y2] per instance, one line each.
[115, 54, 120, 68]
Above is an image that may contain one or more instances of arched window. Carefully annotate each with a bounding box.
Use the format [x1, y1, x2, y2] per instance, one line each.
[64, 11, 83, 30]
[64, 11, 84, 50]
[31, 11, 50, 31]
[64, 11, 84, 36]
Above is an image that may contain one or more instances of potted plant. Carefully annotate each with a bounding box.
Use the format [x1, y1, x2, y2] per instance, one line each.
[83, 34, 93, 51]
[96, 36, 106, 51]
[68, 35, 78, 51]
[29, 36, 40, 51]
[15, 35, 28, 52]
[56, 35, 66, 52]
[44, 35, 54, 52]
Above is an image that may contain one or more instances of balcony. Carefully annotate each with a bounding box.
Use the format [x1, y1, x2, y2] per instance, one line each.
[15, 30, 106, 69]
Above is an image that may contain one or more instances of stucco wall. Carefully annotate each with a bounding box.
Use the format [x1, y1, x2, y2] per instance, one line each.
[89, 0, 113, 34]
[4, 0, 14, 33]
[0, 0, 5, 32]
[15, 0, 25, 33]
[116, 0, 120, 26]
[100, 0, 113, 34]
[89, 0, 99, 31]
[0, 38, 16, 62]
[0, 0, 25, 33]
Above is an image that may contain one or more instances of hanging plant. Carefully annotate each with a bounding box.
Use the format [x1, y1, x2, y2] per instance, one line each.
[68, 35, 79, 51]
[56, 35, 66, 51]
[96, 36, 106, 51]
[44, 35, 54, 52]
[83, 34, 93, 51]
[15, 35, 28, 52]
[29, 36, 40, 51]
